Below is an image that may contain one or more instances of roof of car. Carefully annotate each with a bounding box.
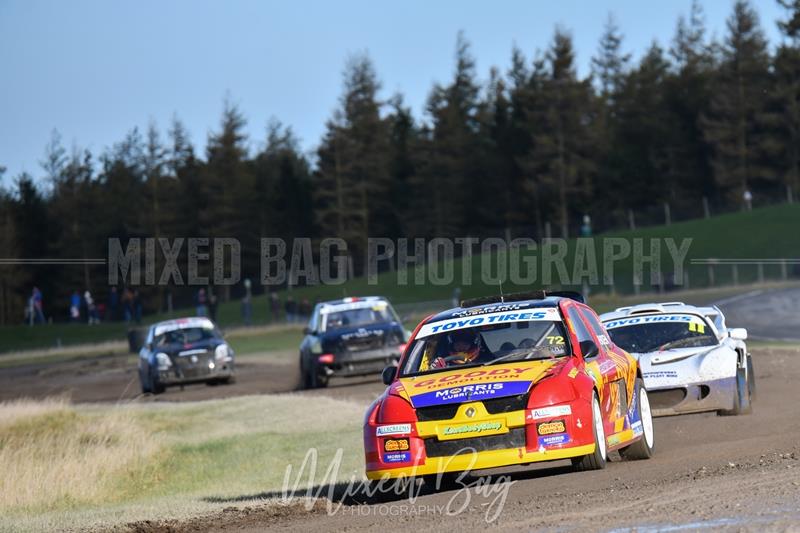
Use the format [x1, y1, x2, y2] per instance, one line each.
[599, 302, 722, 323]
[151, 317, 216, 336]
[426, 293, 570, 324]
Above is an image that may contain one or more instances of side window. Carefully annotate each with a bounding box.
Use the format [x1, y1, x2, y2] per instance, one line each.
[580, 308, 611, 349]
[566, 306, 593, 344]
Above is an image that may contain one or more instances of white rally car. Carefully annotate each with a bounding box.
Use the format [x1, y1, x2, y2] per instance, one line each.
[600, 302, 754, 417]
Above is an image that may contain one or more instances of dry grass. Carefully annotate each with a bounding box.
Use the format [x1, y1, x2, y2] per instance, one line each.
[0, 393, 366, 531]
[0, 398, 159, 511]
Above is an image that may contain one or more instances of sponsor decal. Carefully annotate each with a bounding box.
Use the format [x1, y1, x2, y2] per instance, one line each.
[538, 434, 570, 447]
[411, 366, 536, 389]
[411, 380, 530, 407]
[632, 421, 643, 436]
[567, 368, 579, 379]
[604, 314, 702, 330]
[341, 328, 384, 341]
[376, 424, 411, 436]
[154, 317, 215, 336]
[597, 334, 611, 346]
[417, 308, 561, 338]
[530, 405, 572, 419]
[443, 421, 503, 436]
[383, 438, 410, 452]
[537, 420, 566, 435]
[643, 370, 678, 379]
[452, 302, 532, 318]
[607, 434, 621, 446]
[383, 452, 411, 463]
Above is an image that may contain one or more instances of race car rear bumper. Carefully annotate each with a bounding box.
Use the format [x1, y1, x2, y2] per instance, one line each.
[645, 376, 736, 416]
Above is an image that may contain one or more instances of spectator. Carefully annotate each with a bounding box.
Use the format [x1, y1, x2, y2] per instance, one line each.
[133, 289, 142, 324]
[31, 286, 45, 324]
[196, 288, 208, 317]
[285, 295, 297, 323]
[84, 290, 99, 325]
[108, 286, 119, 322]
[241, 279, 253, 326]
[269, 291, 280, 322]
[122, 288, 133, 322]
[299, 298, 311, 319]
[70, 290, 81, 322]
[208, 290, 218, 322]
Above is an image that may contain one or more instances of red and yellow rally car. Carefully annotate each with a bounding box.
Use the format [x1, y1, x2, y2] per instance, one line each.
[364, 291, 654, 482]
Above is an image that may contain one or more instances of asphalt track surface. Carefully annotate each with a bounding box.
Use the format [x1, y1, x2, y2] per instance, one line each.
[3, 288, 800, 531]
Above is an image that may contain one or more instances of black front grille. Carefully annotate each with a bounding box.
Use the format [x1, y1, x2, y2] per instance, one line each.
[649, 388, 687, 409]
[424, 427, 527, 458]
[342, 336, 384, 352]
[416, 394, 528, 422]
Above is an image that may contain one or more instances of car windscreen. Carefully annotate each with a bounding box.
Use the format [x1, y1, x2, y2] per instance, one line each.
[401, 308, 570, 377]
[323, 306, 394, 331]
[604, 314, 717, 353]
[154, 327, 218, 346]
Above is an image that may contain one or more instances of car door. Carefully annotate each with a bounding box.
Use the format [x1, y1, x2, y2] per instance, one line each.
[579, 306, 637, 441]
[564, 304, 616, 437]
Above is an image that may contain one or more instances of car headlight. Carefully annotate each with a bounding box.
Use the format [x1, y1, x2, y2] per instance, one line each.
[155, 352, 172, 370]
[215, 344, 232, 361]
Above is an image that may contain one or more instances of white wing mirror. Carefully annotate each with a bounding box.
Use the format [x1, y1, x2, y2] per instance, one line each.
[728, 328, 748, 341]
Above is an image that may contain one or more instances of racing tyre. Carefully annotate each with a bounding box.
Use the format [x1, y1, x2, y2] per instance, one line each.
[572, 393, 607, 471]
[719, 364, 752, 416]
[746, 355, 756, 402]
[619, 378, 654, 460]
[139, 369, 152, 394]
[302, 361, 328, 389]
[150, 372, 165, 395]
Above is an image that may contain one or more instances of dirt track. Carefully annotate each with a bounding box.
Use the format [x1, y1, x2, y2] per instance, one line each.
[4, 289, 800, 531]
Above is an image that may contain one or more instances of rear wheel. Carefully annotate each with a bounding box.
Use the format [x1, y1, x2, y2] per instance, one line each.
[573, 394, 607, 471]
[619, 378, 654, 460]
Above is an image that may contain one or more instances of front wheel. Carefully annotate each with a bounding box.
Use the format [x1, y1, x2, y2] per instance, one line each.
[572, 393, 607, 471]
[619, 378, 655, 460]
[150, 371, 165, 394]
[139, 368, 152, 394]
[718, 364, 752, 416]
[746, 355, 756, 402]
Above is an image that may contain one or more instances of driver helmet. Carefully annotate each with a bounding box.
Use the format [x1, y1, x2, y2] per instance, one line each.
[448, 329, 481, 363]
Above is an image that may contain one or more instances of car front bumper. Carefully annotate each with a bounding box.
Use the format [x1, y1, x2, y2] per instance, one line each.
[645, 376, 736, 416]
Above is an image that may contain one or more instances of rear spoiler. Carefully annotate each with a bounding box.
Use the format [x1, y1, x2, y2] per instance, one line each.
[461, 290, 585, 308]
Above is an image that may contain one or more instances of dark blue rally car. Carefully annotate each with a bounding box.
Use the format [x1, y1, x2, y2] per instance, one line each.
[299, 297, 409, 388]
[138, 317, 235, 394]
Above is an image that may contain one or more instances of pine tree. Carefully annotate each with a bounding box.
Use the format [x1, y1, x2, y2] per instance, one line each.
[314, 53, 390, 270]
[665, 0, 717, 204]
[702, 0, 776, 204]
[774, 0, 800, 202]
[526, 30, 595, 237]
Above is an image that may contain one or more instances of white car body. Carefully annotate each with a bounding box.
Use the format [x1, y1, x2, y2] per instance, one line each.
[600, 302, 749, 416]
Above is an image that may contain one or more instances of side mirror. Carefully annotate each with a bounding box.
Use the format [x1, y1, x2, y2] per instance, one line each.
[729, 328, 748, 341]
[381, 365, 396, 385]
[580, 340, 599, 359]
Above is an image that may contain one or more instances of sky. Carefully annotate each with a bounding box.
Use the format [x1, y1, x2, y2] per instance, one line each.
[0, 0, 788, 181]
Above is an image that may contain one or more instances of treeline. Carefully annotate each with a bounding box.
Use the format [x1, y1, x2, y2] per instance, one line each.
[0, 0, 799, 323]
